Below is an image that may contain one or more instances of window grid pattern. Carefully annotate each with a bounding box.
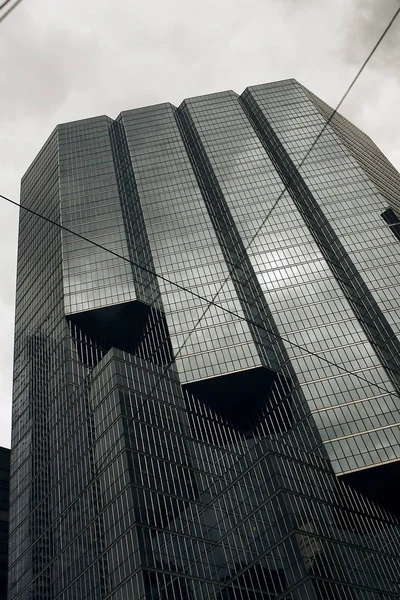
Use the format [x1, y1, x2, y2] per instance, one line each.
[59, 117, 137, 314]
[120, 104, 261, 384]
[241, 81, 400, 474]
[9, 81, 400, 599]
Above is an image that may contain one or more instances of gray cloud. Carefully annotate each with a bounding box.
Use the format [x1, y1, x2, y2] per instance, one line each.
[342, 0, 400, 70]
[0, 0, 399, 447]
[0, 12, 101, 121]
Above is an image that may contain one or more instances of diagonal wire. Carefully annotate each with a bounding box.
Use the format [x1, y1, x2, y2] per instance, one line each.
[0, 0, 14, 10]
[147, 3, 400, 405]
[2, 6, 400, 421]
[176, 4, 400, 379]
[3, 5, 400, 578]
[1, 191, 399, 402]
[0, 0, 24, 22]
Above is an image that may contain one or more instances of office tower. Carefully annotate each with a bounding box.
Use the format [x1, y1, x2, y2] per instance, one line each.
[0, 447, 10, 600]
[9, 79, 400, 599]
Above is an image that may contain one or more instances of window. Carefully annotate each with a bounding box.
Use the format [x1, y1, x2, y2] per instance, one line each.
[381, 207, 400, 241]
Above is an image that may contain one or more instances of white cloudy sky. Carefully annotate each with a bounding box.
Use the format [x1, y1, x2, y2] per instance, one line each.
[0, 0, 399, 447]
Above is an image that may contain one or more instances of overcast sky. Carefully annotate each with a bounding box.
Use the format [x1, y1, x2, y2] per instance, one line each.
[0, 0, 399, 448]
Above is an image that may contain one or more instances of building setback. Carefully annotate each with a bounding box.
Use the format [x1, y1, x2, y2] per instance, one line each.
[9, 79, 400, 599]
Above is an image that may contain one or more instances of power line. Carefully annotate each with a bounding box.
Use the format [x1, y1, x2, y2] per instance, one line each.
[2, 6, 400, 586]
[235, 7, 400, 285]
[154, 3, 400, 404]
[0, 200, 397, 402]
[133, 3, 400, 409]
[195, 2, 400, 359]
[0, 0, 15, 10]
[0, 0, 24, 23]
[2, 8, 400, 421]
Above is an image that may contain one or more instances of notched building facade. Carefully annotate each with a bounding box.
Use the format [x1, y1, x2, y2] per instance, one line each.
[9, 79, 400, 599]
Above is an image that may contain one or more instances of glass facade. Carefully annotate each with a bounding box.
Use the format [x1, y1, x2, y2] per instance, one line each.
[0, 447, 10, 600]
[9, 80, 400, 599]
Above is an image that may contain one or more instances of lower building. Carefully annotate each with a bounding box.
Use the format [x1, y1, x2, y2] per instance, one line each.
[8, 80, 400, 598]
[0, 447, 10, 600]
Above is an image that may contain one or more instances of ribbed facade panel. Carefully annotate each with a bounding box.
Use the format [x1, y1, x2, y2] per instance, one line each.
[120, 103, 264, 385]
[59, 116, 137, 315]
[242, 81, 400, 475]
